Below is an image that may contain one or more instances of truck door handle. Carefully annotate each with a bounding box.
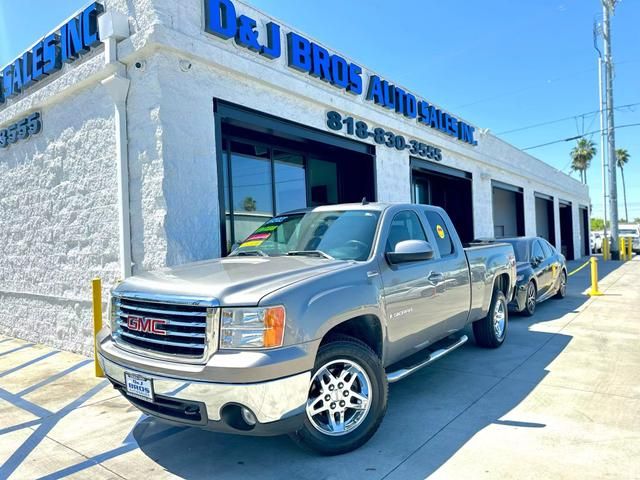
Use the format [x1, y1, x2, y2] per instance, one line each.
[428, 272, 444, 283]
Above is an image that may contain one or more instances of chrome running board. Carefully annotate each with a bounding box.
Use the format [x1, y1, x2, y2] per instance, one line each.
[386, 334, 468, 383]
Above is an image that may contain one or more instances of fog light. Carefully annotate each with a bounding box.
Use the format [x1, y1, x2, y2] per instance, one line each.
[241, 407, 257, 426]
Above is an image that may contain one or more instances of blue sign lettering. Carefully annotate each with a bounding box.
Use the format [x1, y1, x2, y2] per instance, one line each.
[0, 2, 103, 105]
[347, 64, 362, 95]
[367, 75, 384, 105]
[260, 22, 281, 59]
[43, 33, 61, 76]
[202, 0, 477, 146]
[205, 0, 281, 60]
[205, 0, 237, 39]
[287, 32, 311, 72]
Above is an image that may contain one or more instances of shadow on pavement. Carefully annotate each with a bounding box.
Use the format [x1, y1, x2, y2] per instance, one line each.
[128, 257, 624, 479]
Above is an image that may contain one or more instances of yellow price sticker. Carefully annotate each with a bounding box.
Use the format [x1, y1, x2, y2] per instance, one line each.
[436, 225, 445, 239]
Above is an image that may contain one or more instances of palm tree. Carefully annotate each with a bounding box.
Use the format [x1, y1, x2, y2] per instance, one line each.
[616, 148, 631, 221]
[570, 138, 596, 184]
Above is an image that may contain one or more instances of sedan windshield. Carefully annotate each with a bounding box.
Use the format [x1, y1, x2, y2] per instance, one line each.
[501, 239, 529, 262]
[231, 210, 381, 261]
[619, 229, 638, 236]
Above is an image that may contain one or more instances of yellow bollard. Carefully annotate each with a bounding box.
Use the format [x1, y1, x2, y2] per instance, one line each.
[92, 278, 105, 378]
[602, 237, 609, 261]
[588, 257, 603, 296]
[619, 237, 627, 261]
[627, 237, 633, 259]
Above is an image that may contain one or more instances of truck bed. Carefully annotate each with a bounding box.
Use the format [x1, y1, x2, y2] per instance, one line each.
[464, 242, 516, 323]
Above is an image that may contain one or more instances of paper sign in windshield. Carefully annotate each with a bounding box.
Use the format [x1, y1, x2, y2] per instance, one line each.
[265, 216, 288, 225]
[240, 232, 272, 248]
[256, 225, 278, 233]
[240, 240, 263, 247]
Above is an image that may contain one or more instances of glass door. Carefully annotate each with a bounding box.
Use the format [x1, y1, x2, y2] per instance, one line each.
[223, 140, 309, 253]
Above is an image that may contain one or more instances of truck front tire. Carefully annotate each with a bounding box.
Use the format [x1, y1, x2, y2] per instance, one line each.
[473, 288, 508, 348]
[289, 335, 387, 455]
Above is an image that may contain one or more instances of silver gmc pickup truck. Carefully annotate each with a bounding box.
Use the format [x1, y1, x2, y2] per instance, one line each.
[97, 202, 516, 455]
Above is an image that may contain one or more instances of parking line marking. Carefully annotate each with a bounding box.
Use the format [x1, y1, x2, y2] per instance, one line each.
[0, 344, 33, 357]
[0, 351, 59, 378]
[17, 359, 92, 397]
[0, 387, 53, 418]
[0, 380, 108, 479]
[37, 425, 185, 480]
[0, 418, 43, 436]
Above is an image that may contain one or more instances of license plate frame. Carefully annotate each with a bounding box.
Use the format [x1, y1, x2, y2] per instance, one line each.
[124, 372, 154, 402]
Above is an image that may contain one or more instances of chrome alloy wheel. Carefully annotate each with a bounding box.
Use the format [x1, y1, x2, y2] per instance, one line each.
[306, 359, 372, 436]
[493, 298, 506, 339]
[526, 283, 536, 312]
[560, 272, 567, 296]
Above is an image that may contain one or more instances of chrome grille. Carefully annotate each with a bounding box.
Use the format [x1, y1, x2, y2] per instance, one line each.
[112, 295, 217, 361]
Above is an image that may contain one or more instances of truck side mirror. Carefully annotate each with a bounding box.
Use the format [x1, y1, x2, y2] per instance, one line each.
[386, 240, 434, 264]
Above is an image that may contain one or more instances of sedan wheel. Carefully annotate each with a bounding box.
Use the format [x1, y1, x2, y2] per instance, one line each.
[554, 270, 567, 299]
[522, 281, 537, 317]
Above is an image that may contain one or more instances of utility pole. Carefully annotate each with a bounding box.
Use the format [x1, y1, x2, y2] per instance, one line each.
[602, 0, 619, 260]
[593, 21, 608, 241]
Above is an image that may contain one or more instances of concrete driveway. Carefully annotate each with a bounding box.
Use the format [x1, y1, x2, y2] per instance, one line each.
[1, 257, 639, 479]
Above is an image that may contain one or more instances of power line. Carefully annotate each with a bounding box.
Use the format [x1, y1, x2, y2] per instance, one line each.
[522, 122, 640, 151]
[497, 102, 640, 135]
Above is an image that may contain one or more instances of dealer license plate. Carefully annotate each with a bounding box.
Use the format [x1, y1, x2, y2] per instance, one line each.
[124, 372, 154, 401]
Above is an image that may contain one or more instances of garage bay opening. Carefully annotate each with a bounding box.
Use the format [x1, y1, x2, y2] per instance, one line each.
[559, 200, 575, 260]
[492, 181, 525, 238]
[535, 192, 556, 245]
[579, 205, 589, 257]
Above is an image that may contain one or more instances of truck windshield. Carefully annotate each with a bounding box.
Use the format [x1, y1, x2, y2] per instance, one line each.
[231, 210, 380, 261]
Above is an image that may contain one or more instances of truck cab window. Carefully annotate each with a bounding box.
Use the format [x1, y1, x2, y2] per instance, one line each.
[385, 211, 427, 252]
[424, 210, 454, 256]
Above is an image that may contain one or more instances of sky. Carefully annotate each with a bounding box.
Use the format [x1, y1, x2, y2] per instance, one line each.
[1, 0, 638, 221]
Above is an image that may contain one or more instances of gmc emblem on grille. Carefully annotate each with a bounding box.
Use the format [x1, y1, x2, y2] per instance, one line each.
[127, 315, 167, 335]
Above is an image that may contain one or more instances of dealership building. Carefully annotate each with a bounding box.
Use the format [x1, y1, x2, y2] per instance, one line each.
[0, 0, 590, 354]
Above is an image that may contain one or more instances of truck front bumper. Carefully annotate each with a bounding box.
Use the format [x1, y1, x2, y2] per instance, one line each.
[98, 353, 310, 436]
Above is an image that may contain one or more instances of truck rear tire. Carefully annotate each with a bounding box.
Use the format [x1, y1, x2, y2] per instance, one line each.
[289, 335, 387, 455]
[473, 288, 508, 348]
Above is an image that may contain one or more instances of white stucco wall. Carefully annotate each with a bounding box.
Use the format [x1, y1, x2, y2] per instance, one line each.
[0, 82, 120, 352]
[0, 0, 590, 353]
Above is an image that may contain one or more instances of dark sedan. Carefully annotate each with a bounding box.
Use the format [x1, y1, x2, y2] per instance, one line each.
[500, 237, 567, 316]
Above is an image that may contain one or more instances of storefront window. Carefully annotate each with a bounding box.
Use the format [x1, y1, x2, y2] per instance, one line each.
[228, 142, 273, 245]
[308, 158, 338, 206]
[274, 150, 306, 214]
[220, 132, 374, 255]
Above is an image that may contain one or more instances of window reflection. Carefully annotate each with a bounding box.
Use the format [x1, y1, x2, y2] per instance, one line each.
[274, 150, 306, 214]
[229, 142, 272, 246]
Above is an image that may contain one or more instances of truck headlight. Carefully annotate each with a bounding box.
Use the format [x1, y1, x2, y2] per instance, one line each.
[106, 294, 117, 333]
[220, 306, 286, 349]
[516, 274, 524, 282]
